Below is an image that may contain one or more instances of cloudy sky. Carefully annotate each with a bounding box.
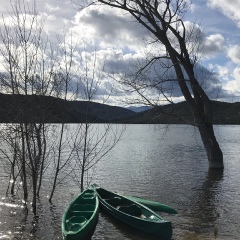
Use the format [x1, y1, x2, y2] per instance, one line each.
[0, 0, 240, 106]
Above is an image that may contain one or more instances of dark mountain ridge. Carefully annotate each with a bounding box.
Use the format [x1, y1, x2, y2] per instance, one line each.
[0, 93, 135, 123]
[122, 100, 240, 125]
[0, 93, 239, 124]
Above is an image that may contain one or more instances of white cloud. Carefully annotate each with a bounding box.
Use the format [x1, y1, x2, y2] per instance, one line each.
[177, 22, 225, 58]
[217, 65, 230, 79]
[224, 66, 240, 94]
[72, 5, 148, 53]
[207, 63, 240, 98]
[227, 45, 240, 64]
[203, 34, 225, 57]
[233, 67, 240, 79]
[0, 0, 76, 39]
[207, 0, 240, 27]
[45, 3, 60, 12]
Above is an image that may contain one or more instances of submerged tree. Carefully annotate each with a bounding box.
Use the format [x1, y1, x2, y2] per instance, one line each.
[0, 0, 62, 213]
[0, 1, 125, 215]
[48, 35, 75, 203]
[79, 0, 224, 169]
[49, 49, 125, 196]
[71, 51, 125, 192]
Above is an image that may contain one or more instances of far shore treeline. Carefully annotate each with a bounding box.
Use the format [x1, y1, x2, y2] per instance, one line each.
[1, 93, 239, 125]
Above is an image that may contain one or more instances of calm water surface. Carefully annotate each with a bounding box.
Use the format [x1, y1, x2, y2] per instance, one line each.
[0, 124, 240, 239]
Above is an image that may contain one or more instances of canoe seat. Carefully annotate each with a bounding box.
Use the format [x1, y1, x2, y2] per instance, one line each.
[105, 197, 122, 207]
[82, 192, 95, 199]
[118, 204, 142, 216]
[66, 216, 87, 232]
[84, 189, 95, 194]
[118, 204, 142, 217]
[70, 211, 93, 220]
[71, 204, 95, 212]
[75, 195, 95, 204]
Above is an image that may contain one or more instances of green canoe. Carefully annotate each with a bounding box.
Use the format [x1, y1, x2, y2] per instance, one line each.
[62, 187, 99, 240]
[92, 184, 172, 239]
[124, 195, 177, 214]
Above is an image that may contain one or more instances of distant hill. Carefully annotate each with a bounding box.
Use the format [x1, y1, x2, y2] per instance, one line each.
[0, 93, 135, 123]
[0, 93, 239, 124]
[126, 106, 152, 112]
[122, 101, 240, 125]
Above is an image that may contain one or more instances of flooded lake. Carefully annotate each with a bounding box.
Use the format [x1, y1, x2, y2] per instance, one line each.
[0, 124, 240, 239]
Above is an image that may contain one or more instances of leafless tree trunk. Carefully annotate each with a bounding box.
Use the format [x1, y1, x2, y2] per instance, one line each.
[37, 124, 47, 197]
[0, 127, 19, 195]
[48, 123, 65, 203]
[80, 122, 89, 192]
[20, 123, 28, 201]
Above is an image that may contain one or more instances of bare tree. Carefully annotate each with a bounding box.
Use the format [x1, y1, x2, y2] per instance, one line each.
[0, 0, 64, 214]
[79, 0, 223, 169]
[48, 48, 125, 196]
[0, 125, 22, 196]
[70, 52, 125, 191]
[48, 35, 75, 202]
[0, 1, 125, 214]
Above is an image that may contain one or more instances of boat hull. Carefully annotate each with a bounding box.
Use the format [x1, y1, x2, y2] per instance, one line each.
[62, 187, 99, 240]
[93, 184, 172, 239]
